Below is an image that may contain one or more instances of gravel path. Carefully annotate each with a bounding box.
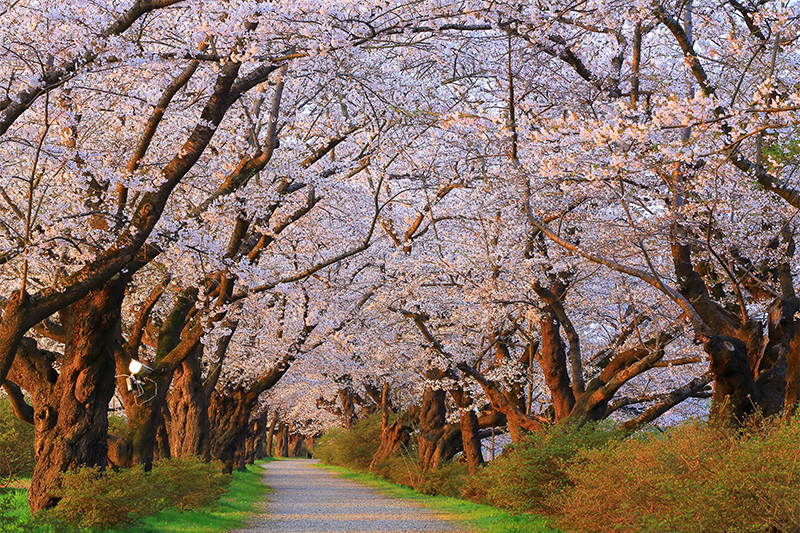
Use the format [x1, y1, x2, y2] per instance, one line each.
[232, 459, 471, 533]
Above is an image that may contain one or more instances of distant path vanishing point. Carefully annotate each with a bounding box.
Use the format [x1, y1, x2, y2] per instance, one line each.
[232, 459, 471, 533]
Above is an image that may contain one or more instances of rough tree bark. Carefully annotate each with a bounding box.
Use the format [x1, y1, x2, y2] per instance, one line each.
[117, 286, 202, 469]
[450, 388, 484, 474]
[278, 423, 290, 457]
[9, 276, 125, 511]
[167, 346, 211, 460]
[537, 316, 576, 421]
[417, 373, 447, 471]
[370, 383, 417, 469]
[266, 416, 278, 457]
[209, 388, 257, 473]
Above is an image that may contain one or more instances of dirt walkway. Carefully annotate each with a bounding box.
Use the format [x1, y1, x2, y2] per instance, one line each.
[232, 459, 470, 533]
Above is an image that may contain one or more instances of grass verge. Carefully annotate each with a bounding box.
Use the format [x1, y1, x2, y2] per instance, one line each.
[2, 459, 272, 533]
[315, 464, 562, 533]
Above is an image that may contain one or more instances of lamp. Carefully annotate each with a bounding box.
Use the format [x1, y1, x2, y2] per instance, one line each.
[119, 360, 157, 404]
[128, 359, 153, 375]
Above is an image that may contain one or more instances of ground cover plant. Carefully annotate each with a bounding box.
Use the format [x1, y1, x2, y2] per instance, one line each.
[49, 457, 230, 528]
[553, 417, 800, 533]
[0, 397, 35, 488]
[313, 413, 384, 470]
[0, 459, 270, 532]
[467, 423, 623, 514]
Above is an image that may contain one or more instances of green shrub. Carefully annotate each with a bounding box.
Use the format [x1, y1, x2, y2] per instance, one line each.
[107, 413, 128, 438]
[49, 465, 155, 529]
[418, 460, 470, 497]
[0, 397, 35, 484]
[150, 456, 229, 510]
[468, 422, 621, 514]
[49, 456, 230, 529]
[371, 452, 422, 489]
[553, 417, 800, 533]
[314, 413, 383, 470]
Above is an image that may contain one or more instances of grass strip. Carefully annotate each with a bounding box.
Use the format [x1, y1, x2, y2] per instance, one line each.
[315, 464, 562, 533]
[2, 460, 272, 533]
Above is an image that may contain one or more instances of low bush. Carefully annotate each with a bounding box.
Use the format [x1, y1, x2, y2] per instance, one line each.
[418, 460, 470, 497]
[49, 456, 230, 529]
[467, 422, 621, 514]
[0, 397, 35, 486]
[553, 417, 800, 533]
[313, 413, 383, 470]
[316, 415, 468, 498]
[370, 453, 422, 489]
[150, 456, 229, 510]
[49, 465, 155, 529]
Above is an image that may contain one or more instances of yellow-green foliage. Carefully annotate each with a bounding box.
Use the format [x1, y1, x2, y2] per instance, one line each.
[417, 460, 470, 497]
[468, 422, 621, 514]
[50, 465, 155, 529]
[554, 417, 800, 533]
[315, 413, 469, 498]
[49, 457, 230, 529]
[149, 456, 230, 510]
[0, 396, 35, 483]
[313, 413, 383, 470]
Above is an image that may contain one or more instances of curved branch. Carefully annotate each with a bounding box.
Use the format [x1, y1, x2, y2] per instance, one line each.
[0, 0, 184, 137]
[1, 380, 33, 424]
[523, 208, 709, 336]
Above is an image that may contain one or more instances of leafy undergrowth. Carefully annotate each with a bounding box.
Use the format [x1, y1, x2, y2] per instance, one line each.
[0, 459, 272, 533]
[317, 464, 562, 533]
[553, 417, 800, 533]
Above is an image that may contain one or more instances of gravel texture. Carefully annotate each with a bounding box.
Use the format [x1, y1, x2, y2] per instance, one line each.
[232, 459, 470, 533]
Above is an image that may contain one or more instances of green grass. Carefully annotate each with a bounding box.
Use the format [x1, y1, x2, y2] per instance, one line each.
[315, 464, 563, 533]
[1, 459, 272, 533]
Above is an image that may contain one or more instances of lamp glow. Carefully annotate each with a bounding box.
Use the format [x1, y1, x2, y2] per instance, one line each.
[128, 360, 152, 375]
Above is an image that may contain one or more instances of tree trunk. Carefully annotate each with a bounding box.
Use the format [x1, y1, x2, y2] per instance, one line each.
[705, 335, 763, 422]
[278, 423, 290, 457]
[118, 371, 172, 469]
[289, 433, 305, 457]
[248, 411, 269, 462]
[765, 297, 800, 420]
[785, 317, 800, 419]
[115, 287, 200, 469]
[538, 315, 576, 421]
[266, 416, 278, 457]
[154, 411, 170, 461]
[418, 385, 447, 471]
[371, 405, 418, 469]
[167, 347, 210, 459]
[338, 388, 357, 429]
[208, 388, 257, 473]
[451, 389, 483, 474]
[20, 277, 125, 511]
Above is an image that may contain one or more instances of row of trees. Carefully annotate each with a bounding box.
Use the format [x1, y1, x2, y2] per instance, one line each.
[1, 0, 799, 514]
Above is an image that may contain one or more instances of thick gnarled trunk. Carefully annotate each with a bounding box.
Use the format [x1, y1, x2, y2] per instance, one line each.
[20, 278, 124, 511]
[418, 384, 447, 471]
[451, 389, 483, 474]
[538, 316, 576, 421]
[167, 348, 210, 460]
[370, 405, 418, 469]
[209, 388, 256, 472]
